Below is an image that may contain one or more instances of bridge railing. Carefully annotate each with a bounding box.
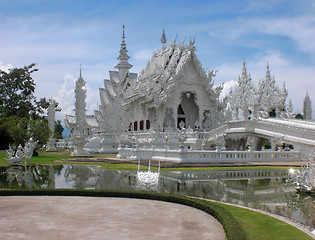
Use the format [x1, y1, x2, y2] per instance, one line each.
[117, 146, 301, 163]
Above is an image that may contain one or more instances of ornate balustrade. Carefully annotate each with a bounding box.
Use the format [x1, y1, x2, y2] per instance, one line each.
[117, 146, 301, 163]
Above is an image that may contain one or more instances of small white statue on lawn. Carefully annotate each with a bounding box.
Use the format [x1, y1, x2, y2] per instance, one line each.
[5, 139, 35, 166]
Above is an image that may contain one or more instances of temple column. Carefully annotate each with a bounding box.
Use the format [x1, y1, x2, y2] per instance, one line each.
[198, 107, 203, 130]
[271, 139, 277, 151]
[233, 108, 239, 120]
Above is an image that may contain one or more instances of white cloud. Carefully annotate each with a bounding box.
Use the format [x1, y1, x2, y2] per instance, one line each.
[54, 74, 76, 120]
[54, 74, 99, 121]
[85, 83, 99, 116]
[250, 16, 315, 58]
[0, 61, 14, 73]
[220, 79, 238, 100]
[207, 14, 315, 61]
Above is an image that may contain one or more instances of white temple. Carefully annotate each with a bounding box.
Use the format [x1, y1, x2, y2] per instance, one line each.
[65, 26, 315, 163]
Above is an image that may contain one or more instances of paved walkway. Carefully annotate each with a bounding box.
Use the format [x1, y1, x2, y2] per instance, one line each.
[0, 196, 226, 240]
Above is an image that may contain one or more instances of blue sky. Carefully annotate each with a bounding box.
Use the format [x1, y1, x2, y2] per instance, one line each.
[1, 0, 315, 120]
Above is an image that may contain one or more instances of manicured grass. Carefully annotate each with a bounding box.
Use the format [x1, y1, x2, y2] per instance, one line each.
[0, 150, 73, 165]
[0, 150, 299, 171]
[214, 202, 313, 240]
[0, 150, 150, 171]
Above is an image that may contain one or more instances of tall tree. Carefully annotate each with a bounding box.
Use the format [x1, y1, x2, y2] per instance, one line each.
[0, 64, 56, 149]
[0, 64, 37, 118]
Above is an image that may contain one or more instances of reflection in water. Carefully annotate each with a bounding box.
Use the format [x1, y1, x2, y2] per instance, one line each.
[0, 165, 314, 229]
[0, 165, 63, 189]
[136, 171, 160, 191]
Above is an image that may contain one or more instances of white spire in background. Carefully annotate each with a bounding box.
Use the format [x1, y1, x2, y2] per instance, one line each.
[114, 25, 133, 82]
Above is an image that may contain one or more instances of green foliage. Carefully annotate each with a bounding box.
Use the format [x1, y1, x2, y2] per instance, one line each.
[30, 118, 50, 145]
[0, 115, 50, 147]
[0, 64, 37, 118]
[0, 64, 60, 149]
[295, 113, 303, 120]
[0, 116, 29, 146]
[262, 140, 271, 149]
[54, 120, 64, 139]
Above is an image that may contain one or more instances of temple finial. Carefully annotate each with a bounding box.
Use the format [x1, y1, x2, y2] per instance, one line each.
[173, 33, 178, 44]
[161, 29, 167, 44]
[122, 25, 125, 41]
[115, 24, 133, 80]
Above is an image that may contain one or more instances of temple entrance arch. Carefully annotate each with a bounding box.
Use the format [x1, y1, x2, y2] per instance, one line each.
[177, 92, 199, 129]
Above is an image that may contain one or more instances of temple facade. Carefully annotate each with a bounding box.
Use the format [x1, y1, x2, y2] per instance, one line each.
[94, 27, 225, 134]
[66, 27, 315, 162]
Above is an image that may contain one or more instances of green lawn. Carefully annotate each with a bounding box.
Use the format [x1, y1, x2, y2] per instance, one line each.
[0, 150, 298, 172]
[214, 202, 313, 240]
[0, 150, 150, 171]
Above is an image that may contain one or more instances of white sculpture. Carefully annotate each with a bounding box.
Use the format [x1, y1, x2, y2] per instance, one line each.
[5, 139, 35, 166]
[288, 154, 315, 194]
[71, 67, 90, 157]
[136, 159, 160, 191]
[46, 98, 57, 152]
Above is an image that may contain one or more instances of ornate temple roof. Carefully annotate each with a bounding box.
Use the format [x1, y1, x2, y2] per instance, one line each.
[121, 39, 219, 108]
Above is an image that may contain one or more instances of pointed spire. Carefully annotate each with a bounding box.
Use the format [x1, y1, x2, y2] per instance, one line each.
[306, 88, 310, 98]
[192, 36, 196, 45]
[115, 25, 133, 82]
[75, 64, 87, 127]
[161, 29, 167, 44]
[182, 36, 186, 45]
[173, 34, 177, 44]
[122, 24, 125, 40]
[79, 64, 82, 79]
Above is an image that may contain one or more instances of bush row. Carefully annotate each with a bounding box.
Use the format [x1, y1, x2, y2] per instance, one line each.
[0, 189, 247, 240]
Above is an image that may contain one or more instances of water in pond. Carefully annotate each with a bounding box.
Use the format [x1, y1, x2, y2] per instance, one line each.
[0, 165, 314, 229]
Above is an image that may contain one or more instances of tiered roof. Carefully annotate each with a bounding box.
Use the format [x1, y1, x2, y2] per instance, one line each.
[120, 39, 219, 108]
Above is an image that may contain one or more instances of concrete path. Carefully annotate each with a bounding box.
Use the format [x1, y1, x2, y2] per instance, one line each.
[0, 196, 226, 240]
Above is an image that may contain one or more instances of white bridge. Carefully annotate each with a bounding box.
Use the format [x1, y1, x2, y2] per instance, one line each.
[220, 118, 315, 157]
[114, 118, 315, 163]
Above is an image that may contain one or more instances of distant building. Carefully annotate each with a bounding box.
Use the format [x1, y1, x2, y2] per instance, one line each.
[303, 92, 312, 121]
